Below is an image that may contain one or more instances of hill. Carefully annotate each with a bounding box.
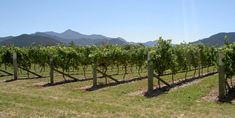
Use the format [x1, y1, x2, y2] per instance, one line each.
[142, 40, 157, 47]
[42, 29, 111, 40]
[2, 29, 234, 47]
[94, 38, 127, 46]
[34, 29, 127, 46]
[191, 32, 235, 46]
[0, 36, 13, 42]
[0, 29, 128, 47]
[0, 34, 62, 47]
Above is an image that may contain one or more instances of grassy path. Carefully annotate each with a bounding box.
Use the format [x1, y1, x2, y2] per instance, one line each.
[0, 69, 235, 118]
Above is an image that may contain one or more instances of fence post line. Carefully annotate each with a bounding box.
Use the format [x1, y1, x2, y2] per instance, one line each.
[50, 59, 54, 84]
[148, 52, 153, 92]
[218, 52, 225, 99]
[13, 52, 17, 80]
[92, 64, 97, 87]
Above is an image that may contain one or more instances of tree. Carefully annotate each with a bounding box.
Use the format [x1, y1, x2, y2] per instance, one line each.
[68, 41, 75, 47]
[100, 41, 107, 46]
[3, 42, 9, 48]
[149, 37, 174, 86]
[169, 46, 178, 83]
[197, 43, 207, 75]
[46, 41, 55, 47]
[188, 45, 199, 77]
[175, 43, 190, 79]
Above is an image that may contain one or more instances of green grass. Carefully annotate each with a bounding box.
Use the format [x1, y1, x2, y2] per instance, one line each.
[0, 65, 234, 117]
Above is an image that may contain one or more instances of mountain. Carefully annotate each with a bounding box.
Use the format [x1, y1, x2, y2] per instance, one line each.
[0, 36, 13, 42]
[71, 38, 104, 46]
[116, 37, 127, 42]
[108, 38, 127, 45]
[33, 29, 127, 46]
[0, 29, 128, 47]
[71, 38, 126, 46]
[33, 32, 70, 43]
[143, 40, 157, 47]
[4, 29, 234, 47]
[42, 29, 110, 40]
[0, 34, 61, 47]
[94, 38, 127, 46]
[128, 40, 159, 46]
[191, 32, 235, 46]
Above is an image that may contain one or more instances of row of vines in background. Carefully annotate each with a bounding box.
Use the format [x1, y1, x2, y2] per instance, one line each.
[149, 37, 218, 82]
[221, 36, 235, 89]
[2, 37, 233, 81]
[0, 43, 149, 78]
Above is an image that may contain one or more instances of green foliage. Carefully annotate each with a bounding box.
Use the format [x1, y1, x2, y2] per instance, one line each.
[0, 38, 220, 78]
[149, 37, 175, 75]
[187, 44, 199, 71]
[222, 36, 235, 78]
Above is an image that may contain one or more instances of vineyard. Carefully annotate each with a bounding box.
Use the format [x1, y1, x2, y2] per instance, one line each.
[0, 37, 235, 117]
[1, 37, 235, 91]
[0, 38, 220, 83]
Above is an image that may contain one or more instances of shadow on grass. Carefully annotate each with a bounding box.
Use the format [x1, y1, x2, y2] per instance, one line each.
[42, 72, 146, 87]
[86, 76, 148, 91]
[42, 74, 115, 87]
[3, 73, 122, 85]
[11, 68, 213, 86]
[219, 85, 235, 104]
[144, 72, 218, 98]
[0, 75, 12, 77]
[4, 76, 49, 83]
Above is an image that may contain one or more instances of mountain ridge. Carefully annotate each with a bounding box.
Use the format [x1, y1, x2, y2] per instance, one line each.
[0, 29, 129, 47]
[191, 32, 235, 46]
[1, 29, 235, 47]
[0, 34, 62, 47]
[42, 29, 110, 40]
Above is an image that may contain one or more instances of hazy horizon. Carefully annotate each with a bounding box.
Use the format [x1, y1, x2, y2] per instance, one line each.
[0, 0, 235, 44]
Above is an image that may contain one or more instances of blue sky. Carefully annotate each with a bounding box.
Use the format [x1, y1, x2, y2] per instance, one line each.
[0, 0, 235, 44]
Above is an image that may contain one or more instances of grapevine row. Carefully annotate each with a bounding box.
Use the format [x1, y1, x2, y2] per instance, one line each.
[0, 37, 223, 80]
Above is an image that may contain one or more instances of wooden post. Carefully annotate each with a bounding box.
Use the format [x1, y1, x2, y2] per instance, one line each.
[218, 52, 225, 99]
[148, 52, 153, 91]
[50, 59, 54, 84]
[92, 64, 97, 87]
[13, 52, 17, 80]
